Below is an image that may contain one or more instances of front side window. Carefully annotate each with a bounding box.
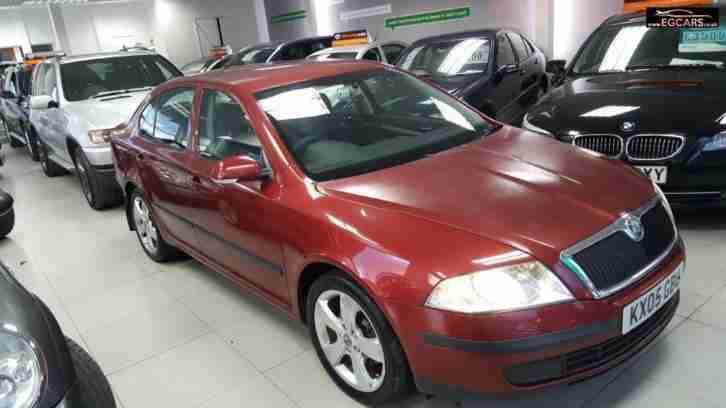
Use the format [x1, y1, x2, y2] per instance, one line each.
[60, 55, 181, 102]
[397, 37, 492, 77]
[382, 44, 405, 64]
[153, 88, 194, 147]
[497, 35, 517, 67]
[256, 69, 493, 181]
[198, 90, 262, 161]
[32, 64, 47, 96]
[139, 102, 156, 138]
[42, 66, 57, 99]
[572, 23, 726, 74]
[363, 48, 382, 61]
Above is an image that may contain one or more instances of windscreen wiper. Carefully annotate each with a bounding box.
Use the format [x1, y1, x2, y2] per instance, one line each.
[626, 64, 723, 71]
[91, 86, 154, 99]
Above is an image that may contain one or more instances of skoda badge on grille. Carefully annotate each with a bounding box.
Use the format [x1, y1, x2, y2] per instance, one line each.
[621, 121, 636, 132]
[624, 215, 645, 242]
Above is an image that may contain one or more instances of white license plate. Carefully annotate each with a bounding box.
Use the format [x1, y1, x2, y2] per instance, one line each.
[636, 166, 668, 184]
[622, 263, 683, 335]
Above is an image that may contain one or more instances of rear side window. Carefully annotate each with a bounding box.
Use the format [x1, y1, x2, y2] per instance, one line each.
[279, 39, 332, 60]
[198, 90, 262, 161]
[497, 35, 517, 67]
[152, 88, 194, 147]
[508, 33, 530, 61]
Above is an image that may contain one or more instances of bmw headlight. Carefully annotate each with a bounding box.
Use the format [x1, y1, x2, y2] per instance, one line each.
[704, 131, 726, 151]
[88, 128, 125, 144]
[0, 330, 42, 408]
[425, 260, 573, 314]
[522, 113, 552, 136]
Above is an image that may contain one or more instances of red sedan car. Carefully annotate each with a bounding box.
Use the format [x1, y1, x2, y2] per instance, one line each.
[111, 61, 684, 405]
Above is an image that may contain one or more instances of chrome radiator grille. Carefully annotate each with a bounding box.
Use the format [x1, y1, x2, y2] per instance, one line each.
[572, 135, 623, 158]
[626, 135, 684, 161]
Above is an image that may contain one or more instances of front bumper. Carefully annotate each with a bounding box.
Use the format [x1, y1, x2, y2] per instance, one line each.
[387, 242, 684, 396]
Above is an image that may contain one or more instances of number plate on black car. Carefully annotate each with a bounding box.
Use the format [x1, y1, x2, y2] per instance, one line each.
[636, 166, 667, 184]
[622, 263, 683, 335]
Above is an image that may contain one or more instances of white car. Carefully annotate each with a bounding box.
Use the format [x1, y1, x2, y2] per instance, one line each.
[306, 41, 408, 64]
[29, 51, 181, 209]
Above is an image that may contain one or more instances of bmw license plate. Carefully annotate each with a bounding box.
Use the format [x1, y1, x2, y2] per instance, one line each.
[622, 263, 683, 335]
[636, 166, 667, 184]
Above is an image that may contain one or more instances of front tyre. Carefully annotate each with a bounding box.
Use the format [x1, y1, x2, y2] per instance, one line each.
[66, 338, 116, 408]
[130, 190, 180, 262]
[73, 147, 122, 210]
[307, 273, 412, 406]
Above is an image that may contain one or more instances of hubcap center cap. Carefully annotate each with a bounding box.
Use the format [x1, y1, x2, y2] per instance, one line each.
[343, 334, 353, 348]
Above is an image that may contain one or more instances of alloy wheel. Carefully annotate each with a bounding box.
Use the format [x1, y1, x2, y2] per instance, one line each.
[314, 290, 385, 393]
[133, 195, 159, 254]
[75, 156, 93, 205]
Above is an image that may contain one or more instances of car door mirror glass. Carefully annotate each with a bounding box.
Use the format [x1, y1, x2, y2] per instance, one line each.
[215, 155, 263, 182]
[30, 95, 53, 110]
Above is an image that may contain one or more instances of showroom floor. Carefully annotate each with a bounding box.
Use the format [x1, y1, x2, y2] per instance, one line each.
[0, 146, 724, 408]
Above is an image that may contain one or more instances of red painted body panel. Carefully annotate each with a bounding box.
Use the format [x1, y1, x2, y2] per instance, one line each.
[111, 61, 682, 395]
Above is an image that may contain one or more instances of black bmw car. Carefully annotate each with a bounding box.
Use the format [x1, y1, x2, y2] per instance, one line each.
[0, 262, 115, 407]
[396, 28, 548, 125]
[524, 8, 726, 207]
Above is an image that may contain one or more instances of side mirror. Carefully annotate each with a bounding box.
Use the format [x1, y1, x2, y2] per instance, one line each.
[30, 95, 55, 110]
[214, 155, 264, 182]
[546, 60, 566, 75]
[0, 90, 15, 99]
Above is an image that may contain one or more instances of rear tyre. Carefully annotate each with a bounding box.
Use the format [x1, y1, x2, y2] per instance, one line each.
[307, 272, 413, 406]
[73, 147, 122, 210]
[66, 338, 116, 408]
[0, 208, 14, 238]
[39, 141, 66, 177]
[130, 189, 181, 262]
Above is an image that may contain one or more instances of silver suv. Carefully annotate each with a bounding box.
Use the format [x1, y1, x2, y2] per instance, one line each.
[29, 51, 181, 209]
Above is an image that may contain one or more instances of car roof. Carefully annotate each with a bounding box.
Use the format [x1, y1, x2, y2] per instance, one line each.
[409, 28, 506, 46]
[164, 60, 384, 95]
[311, 44, 369, 56]
[57, 51, 157, 64]
[282, 35, 334, 46]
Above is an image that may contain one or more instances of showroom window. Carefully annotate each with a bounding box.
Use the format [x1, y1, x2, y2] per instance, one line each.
[497, 34, 517, 67]
[198, 90, 262, 161]
[152, 88, 194, 147]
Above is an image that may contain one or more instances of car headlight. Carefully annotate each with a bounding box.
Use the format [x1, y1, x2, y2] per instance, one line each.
[522, 113, 552, 136]
[704, 131, 726, 151]
[0, 330, 42, 408]
[425, 260, 573, 314]
[88, 128, 125, 144]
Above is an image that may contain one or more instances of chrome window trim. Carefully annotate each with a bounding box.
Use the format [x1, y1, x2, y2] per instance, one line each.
[571, 134, 624, 158]
[560, 196, 678, 299]
[625, 133, 685, 161]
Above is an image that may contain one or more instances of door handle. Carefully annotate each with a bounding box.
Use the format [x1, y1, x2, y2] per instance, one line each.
[136, 153, 145, 162]
[191, 175, 201, 184]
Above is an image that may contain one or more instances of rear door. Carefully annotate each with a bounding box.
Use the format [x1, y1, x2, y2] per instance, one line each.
[507, 32, 539, 115]
[134, 87, 199, 248]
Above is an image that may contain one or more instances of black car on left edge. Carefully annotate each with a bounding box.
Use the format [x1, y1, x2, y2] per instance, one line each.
[396, 28, 548, 124]
[0, 262, 115, 408]
[524, 7, 726, 207]
[0, 63, 38, 161]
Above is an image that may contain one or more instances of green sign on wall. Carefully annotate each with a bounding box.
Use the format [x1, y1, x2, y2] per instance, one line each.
[270, 10, 307, 24]
[385, 6, 471, 29]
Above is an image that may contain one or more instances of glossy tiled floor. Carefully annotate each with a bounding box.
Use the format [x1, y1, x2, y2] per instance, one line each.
[0, 146, 724, 408]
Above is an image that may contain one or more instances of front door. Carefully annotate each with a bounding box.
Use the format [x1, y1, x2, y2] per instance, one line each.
[185, 88, 287, 301]
[490, 33, 522, 123]
[135, 87, 199, 248]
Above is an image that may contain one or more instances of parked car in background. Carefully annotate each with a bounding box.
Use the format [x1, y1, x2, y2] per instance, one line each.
[180, 55, 222, 75]
[0, 261, 115, 407]
[112, 60, 681, 405]
[0, 64, 38, 160]
[307, 41, 408, 64]
[524, 7, 726, 207]
[29, 51, 181, 210]
[397, 29, 548, 124]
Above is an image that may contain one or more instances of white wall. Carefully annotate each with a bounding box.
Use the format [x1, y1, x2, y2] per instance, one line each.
[61, 1, 154, 55]
[154, 0, 265, 66]
[553, 0, 624, 61]
[0, 9, 31, 55]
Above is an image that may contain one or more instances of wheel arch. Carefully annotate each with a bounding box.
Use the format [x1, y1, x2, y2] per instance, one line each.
[123, 181, 140, 231]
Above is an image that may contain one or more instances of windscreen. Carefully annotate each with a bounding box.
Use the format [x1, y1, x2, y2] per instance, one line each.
[397, 37, 491, 77]
[224, 46, 278, 67]
[61, 55, 180, 101]
[573, 23, 726, 73]
[308, 52, 359, 61]
[255, 69, 494, 181]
